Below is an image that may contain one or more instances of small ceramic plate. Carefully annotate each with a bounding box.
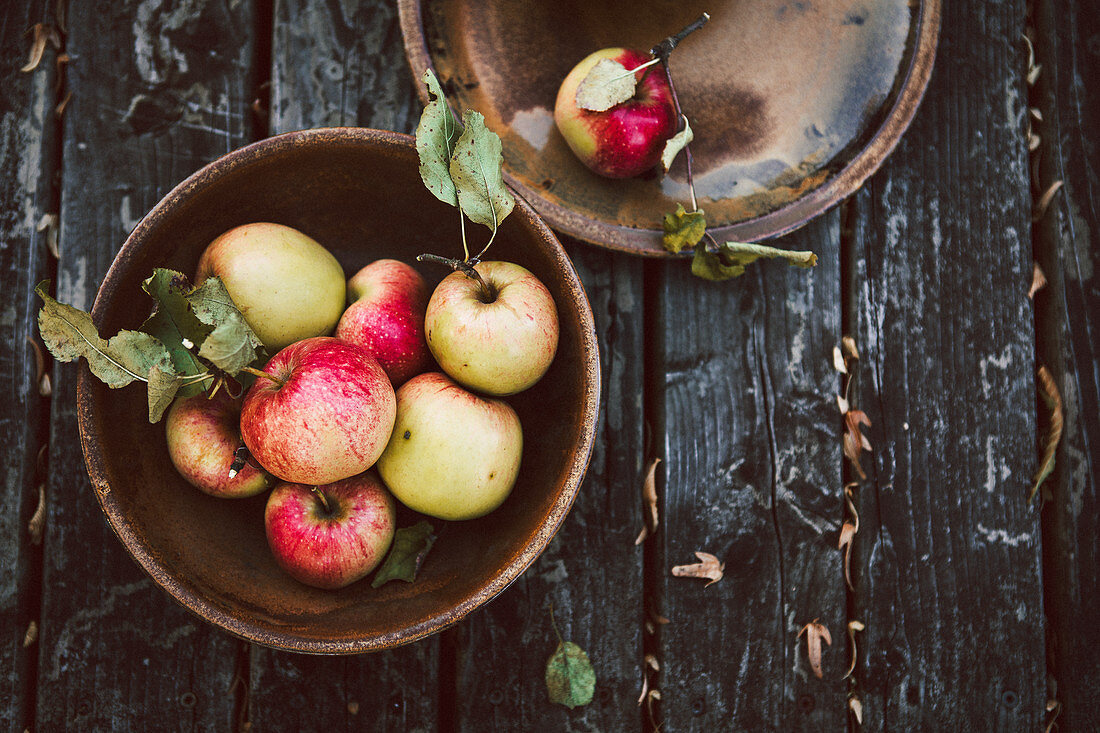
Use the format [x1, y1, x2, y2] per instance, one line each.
[399, 0, 940, 256]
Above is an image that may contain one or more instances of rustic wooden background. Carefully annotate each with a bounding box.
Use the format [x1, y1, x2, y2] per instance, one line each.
[1, 0, 1096, 730]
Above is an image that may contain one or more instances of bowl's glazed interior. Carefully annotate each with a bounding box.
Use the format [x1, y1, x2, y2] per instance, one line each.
[78, 128, 599, 654]
[401, 0, 940, 254]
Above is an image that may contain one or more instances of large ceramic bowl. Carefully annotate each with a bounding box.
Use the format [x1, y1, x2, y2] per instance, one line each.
[76, 128, 600, 654]
[400, 0, 941, 255]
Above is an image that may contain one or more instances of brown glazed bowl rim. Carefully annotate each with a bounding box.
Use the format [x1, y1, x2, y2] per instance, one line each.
[397, 0, 942, 256]
[77, 127, 601, 653]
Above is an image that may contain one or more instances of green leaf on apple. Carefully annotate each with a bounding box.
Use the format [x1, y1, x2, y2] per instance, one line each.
[370, 520, 437, 588]
[661, 116, 693, 174]
[545, 640, 596, 709]
[140, 268, 214, 397]
[416, 68, 461, 208]
[692, 241, 819, 281]
[186, 276, 265, 375]
[575, 57, 637, 112]
[449, 110, 515, 235]
[661, 203, 707, 254]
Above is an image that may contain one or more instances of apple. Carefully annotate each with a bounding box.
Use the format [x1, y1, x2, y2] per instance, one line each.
[376, 371, 522, 521]
[424, 261, 558, 396]
[164, 390, 271, 498]
[554, 47, 678, 179]
[335, 259, 433, 386]
[240, 336, 396, 485]
[195, 222, 346, 353]
[264, 472, 396, 589]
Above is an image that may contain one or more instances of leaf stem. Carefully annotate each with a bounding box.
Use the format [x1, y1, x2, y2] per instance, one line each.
[650, 12, 710, 61]
[662, 68, 698, 212]
[240, 365, 285, 388]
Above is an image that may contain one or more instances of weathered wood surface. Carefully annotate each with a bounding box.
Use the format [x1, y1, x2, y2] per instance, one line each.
[0, 2, 58, 730]
[36, 0, 257, 729]
[246, 3, 440, 731]
[1033, 0, 1100, 728]
[847, 0, 1047, 728]
[656, 213, 846, 731]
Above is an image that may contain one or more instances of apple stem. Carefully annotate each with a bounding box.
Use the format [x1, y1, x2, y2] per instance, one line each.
[310, 486, 332, 514]
[227, 443, 250, 479]
[241, 365, 286, 388]
[417, 253, 496, 302]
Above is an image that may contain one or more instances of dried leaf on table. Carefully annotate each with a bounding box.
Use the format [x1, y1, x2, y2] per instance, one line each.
[797, 619, 832, 679]
[842, 335, 860, 362]
[849, 695, 864, 724]
[546, 641, 596, 709]
[21, 23, 60, 73]
[1028, 262, 1047, 300]
[833, 345, 848, 373]
[634, 457, 661, 544]
[1033, 180, 1064, 222]
[23, 620, 38, 648]
[692, 240, 817, 281]
[1030, 365, 1063, 503]
[671, 551, 724, 586]
[28, 483, 46, 545]
[838, 521, 857, 591]
[843, 410, 872, 479]
[844, 620, 865, 678]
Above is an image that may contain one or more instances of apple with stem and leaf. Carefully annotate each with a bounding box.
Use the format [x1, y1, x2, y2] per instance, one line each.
[376, 371, 522, 521]
[195, 222, 346, 353]
[240, 336, 396, 485]
[335, 259, 433, 387]
[164, 390, 271, 498]
[264, 471, 396, 589]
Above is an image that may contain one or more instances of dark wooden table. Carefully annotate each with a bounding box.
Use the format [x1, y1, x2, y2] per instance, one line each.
[2, 1, 1097, 730]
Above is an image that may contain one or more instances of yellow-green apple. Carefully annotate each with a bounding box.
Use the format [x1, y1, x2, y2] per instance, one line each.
[554, 47, 678, 179]
[424, 261, 558, 396]
[335, 259, 432, 386]
[376, 371, 522, 521]
[264, 472, 396, 589]
[164, 391, 271, 498]
[195, 222, 346, 353]
[240, 337, 396, 484]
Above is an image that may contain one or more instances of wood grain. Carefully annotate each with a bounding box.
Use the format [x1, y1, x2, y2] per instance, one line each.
[1032, 0, 1100, 727]
[0, 1, 59, 729]
[247, 3, 439, 731]
[37, 0, 257, 728]
[847, 0, 1046, 727]
[452, 241, 646, 731]
[656, 213, 846, 731]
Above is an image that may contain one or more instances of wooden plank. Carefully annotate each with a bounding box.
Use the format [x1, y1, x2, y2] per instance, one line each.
[847, 0, 1047, 727]
[36, 1, 257, 729]
[656, 213, 846, 730]
[453, 241, 646, 731]
[1032, 0, 1100, 727]
[247, 3, 440, 731]
[0, 2, 59, 729]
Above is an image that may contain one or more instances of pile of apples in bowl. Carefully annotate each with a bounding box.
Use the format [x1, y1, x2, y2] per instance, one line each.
[74, 127, 599, 653]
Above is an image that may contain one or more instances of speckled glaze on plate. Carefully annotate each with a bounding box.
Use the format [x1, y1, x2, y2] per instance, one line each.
[399, 0, 941, 255]
[77, 128, 600, 654]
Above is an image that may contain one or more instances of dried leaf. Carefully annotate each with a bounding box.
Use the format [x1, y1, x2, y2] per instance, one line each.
[661, 116, 693, 174]
[37, 213, 59, 258]
[837, 395, 850, 414]
[843, 410, 872, 479]
[692, 241, 818, 281]
[838, 521, 856, 590]
[545, 641, 596, 709]
[671, 551, 724, 586]
[1045, 699, 1061, 733]
[645, 653, 660, 671]
[28, 483, 46, 545]
[634, 457, 661, 545]
[661, 204, 707, 254]
[842, 335, 860, 361]
[849, 695, 863, 724]
[188, 276, 264, 376]
[371, 521, 436, 587]
[140, 269, 214, 389]
[21, 24, 53, 72]
[1024, 34, 1042, 86]
[416, 69, 461, 208]
[449, 110, 515, 233]
[798, 619, 832, 679]
[1028, 262, 1047, 300]
[1033, 180, 1064, 222]
[576, 57, 637, 112]
[1030, 365, 1063, 503]
[637, 673, 649, 705]
[844, 620, 865, 678]
[23, 620, 38, 648]
[832, 345, 848, 373]
[55, 90, 72, 119]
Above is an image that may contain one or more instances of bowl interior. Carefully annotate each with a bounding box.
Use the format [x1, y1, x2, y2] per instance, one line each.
[403, 0, 938, 254]
[78, 128, 598, 653]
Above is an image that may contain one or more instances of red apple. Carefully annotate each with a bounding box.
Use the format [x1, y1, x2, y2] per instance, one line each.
[376, 372, 522, 521]
[424, 261, 558, 397]
[264, 472, 396, 589]
[165, 391, 271, 498]
[554, 47, 678, 179]
[240, 337, 396, 485]
[335, 259, 432, 386]
[195, 222, 346, 353]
